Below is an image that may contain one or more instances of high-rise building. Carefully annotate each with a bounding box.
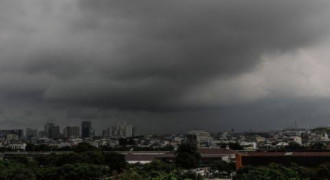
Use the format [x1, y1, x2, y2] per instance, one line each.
[63, 126, 80, 138]
[26, 128, 38, 139]
[44, 123, 55, 138]
[44, 123, 61, 139]
[82, 121, 93, 138]
[111, 121, 134, 138]
[50, 126, 60, 139]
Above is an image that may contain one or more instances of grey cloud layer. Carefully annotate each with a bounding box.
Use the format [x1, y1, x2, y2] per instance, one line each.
[0, 0, 329, 112]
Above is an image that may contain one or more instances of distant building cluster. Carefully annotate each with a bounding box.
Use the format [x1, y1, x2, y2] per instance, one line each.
[102, 121, 134, 138]
[0, 120, 136, 151]
[4, 122, 330, 178]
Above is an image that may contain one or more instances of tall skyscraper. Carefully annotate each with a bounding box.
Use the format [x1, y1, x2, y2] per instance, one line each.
[63, 126, 80, 138]
[81, 121, 93, 138]
[44, 123, 55, 138]
[44, 123, 60, 139]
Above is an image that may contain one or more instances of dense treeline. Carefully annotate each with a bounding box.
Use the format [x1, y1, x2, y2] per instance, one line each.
[2, 144, 127, 179]
[236, 163, 330, 180]
[0, 143, 210, 180]
[11, 142, 330, 179]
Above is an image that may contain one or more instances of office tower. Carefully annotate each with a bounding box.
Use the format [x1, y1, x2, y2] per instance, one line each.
[44, 123, 55, 138]
[63, 126, 80, 138]
[44, 123, 60, 139]
[26, 128, 38, 139]
[82, 121, 93, 138]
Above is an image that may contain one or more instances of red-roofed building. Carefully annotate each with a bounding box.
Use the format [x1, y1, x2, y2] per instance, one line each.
[123, 148, 236, 166]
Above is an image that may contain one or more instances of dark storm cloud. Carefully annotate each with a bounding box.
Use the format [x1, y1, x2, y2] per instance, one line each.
[1, 0, 330, 113]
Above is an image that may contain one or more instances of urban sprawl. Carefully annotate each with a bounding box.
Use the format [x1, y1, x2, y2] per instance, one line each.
[3, 123, 330, 179]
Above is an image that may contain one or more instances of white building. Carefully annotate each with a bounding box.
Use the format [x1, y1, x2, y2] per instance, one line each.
[187, 130, 216, 148]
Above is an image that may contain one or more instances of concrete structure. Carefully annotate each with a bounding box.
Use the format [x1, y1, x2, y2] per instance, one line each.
[0, 129, 23, 139]
[44, 123, 55, 138]
[82, 121, 94, 138]
[292, 136, 302, 145]
[6, 134, 19, 141]
[124, 148, 236, 166]
[187, 130, 216, 148]
[63, 126, 80, 138]
[111, 121, 133, 138]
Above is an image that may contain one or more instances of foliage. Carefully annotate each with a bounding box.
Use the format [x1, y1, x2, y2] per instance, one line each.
[129, 160, 185, 180]
[310, 142, 326, 150]
[211, 160, 235, 176]
[175, 143, 201, 169]
[0, 160, 36, 180]
[58, 163, 109, 180]
[176, 152, 199, 169]
[104, 152, 127, 171]
[117, 170, 143, 180]
[36, 166, 59, 180]
[6, 155, 30, 165]
[236, 163, 302, 180]
[0, 154, 201, 180]
[72, 143, 97, 153]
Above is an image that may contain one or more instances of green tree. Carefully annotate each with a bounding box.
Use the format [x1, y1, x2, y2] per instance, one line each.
[212, 160, 235, 176]
[236, 163, 301, 180]
[72, 143, 96, 153]
[36, 167, 59, 180]
[117, 170, 143, 180]
[311, 142, 326, 150]
[175, 143, 200, 169]
[35, 153, 59, 166]
[58, 163, 109, 180]
[7, 155, 29, 165]
[144, 160, 175, 173]
[104, 152, 127, 172]
[0, 160, 36, 180]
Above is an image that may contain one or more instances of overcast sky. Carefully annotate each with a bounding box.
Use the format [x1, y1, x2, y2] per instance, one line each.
[1, 0, 330, 134]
